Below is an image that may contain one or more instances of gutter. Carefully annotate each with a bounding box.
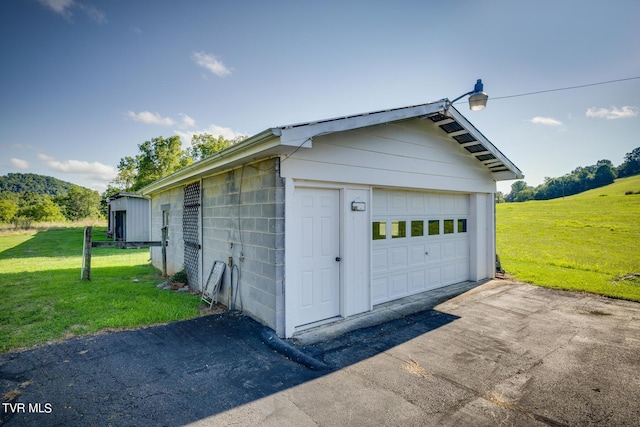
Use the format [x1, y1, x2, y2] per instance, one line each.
[139, 128, 280, 195]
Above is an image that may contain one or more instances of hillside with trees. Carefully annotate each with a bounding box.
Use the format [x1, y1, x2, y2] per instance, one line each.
[0, 174, 102, 226]
[0, 173, 76, 195]
[1, 133, 243, 228]
[504, 146, 640, 202]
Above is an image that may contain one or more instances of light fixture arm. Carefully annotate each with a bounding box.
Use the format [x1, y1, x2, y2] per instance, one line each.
[449, 90, 475, 105]
[447, 79, 488, 111]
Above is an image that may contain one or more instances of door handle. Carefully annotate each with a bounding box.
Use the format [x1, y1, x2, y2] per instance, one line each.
[335, 257, 341, 262]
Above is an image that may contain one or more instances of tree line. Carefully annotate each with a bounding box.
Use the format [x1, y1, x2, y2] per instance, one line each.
[0, 134, 243, 227]
[103, 133, 244, 198]
[502, 146, 640, 202]
[0, 182, 102, 227]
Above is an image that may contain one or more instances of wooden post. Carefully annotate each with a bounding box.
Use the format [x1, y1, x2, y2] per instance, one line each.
[161, 226, 168, 277]
[81, 226, 92, 281]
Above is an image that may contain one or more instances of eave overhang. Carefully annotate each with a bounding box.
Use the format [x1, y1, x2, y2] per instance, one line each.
[432, 103, 524, 181]
[140, 99, 523, 195]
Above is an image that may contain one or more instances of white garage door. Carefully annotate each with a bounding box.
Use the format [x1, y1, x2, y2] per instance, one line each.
[372, 189, 470, 305]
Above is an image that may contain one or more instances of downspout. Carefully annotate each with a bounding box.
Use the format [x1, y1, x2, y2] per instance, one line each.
[199, 178, 204, 292]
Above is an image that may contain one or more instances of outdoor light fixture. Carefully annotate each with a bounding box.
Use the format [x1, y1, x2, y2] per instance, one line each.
[450, 79, 488, 111]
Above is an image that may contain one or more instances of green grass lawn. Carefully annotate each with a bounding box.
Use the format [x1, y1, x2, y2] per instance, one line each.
[497, 175, 640, 302]
[0, 226, 204, 353]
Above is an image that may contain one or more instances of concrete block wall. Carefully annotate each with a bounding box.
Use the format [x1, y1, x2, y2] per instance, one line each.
[201, 158, 285, 335]
[150, 186, 185, 277]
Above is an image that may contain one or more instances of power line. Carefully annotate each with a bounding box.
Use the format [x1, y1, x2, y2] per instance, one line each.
[489, 76, 640, 101]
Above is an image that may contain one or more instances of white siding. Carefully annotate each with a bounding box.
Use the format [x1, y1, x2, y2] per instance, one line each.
[279, 118, 496, 194]
[107, 196, 150, 241]
[125, 198, 150, 241]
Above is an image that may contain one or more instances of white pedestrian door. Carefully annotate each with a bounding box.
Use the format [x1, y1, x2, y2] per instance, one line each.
[294, 187, 341, 327]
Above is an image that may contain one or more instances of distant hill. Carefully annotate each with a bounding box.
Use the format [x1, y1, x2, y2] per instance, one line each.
[569, 175, 640, 198]
[0, 173, 81, 195]
[497, 174, 640, 302]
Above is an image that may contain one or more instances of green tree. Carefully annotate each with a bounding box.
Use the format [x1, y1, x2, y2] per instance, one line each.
[112, 134, 241, 192]
[114, 136, 192, 191]
[55, 187, 102, 221]
[505, 181, 535, 202]
[99, 185, 122, 217]
[189, 134, 232, 161]
[593, 163, 616, 187]
[135, 136, 191, 190]
[0, 199, 18, 222]
[114, 156, 137, 190]
[617, 147, 640, 178]
[19, 199, 65, 222]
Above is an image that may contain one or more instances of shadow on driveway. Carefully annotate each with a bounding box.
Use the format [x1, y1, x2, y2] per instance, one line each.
[0, 308, 457, 426]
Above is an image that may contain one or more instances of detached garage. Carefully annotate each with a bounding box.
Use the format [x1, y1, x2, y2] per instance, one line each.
[141, 100, 522, 338]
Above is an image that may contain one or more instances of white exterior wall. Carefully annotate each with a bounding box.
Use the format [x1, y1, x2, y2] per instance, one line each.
[469, 193, 496, 281]
[281, 118, 497, 337]
[150, 187, 184, 277]
[279, 119, 496, 194]
[125, 198, 150, 241]
[107, 197, 150, 241]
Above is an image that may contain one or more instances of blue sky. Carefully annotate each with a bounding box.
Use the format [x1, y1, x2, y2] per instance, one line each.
[1, 0, 639, 195]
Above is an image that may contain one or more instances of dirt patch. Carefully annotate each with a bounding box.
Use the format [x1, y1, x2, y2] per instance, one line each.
[401, 357, 431, 380]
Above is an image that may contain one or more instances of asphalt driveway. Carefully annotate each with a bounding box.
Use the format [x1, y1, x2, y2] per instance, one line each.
[2, 280, 639, 426]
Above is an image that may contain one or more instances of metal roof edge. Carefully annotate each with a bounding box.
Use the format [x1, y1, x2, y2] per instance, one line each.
[446, 105, 524, 181]
[277, 101, 447, 146]
[140, 128, 279, 195]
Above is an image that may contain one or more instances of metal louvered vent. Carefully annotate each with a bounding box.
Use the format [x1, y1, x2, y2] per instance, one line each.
[476, 154, 497, 161]
[465, 144, 488, 153]
[183, 182, 201, 289]
[453, 133, 478, 144]
[439, 121, 465, 133]
[428, 113, 449, 122]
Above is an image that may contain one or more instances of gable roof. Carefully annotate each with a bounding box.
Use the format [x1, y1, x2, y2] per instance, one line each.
[140, 100, 523, 194]
[106, 192, 149, 203]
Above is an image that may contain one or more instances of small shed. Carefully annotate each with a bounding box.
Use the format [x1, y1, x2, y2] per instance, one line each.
[106, 193, 150, 242]
[141, 100, 523, 338]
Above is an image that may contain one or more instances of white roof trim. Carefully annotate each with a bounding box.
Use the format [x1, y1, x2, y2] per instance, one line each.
[277, 101, 447, 147]
[141, 99, 523, 194]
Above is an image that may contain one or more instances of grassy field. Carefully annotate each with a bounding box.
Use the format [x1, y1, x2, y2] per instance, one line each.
[0, 226, 204, 353]
[497, 175, 640, 302]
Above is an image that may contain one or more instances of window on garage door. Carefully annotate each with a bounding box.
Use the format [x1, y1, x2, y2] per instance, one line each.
[371, 190, 471, 305]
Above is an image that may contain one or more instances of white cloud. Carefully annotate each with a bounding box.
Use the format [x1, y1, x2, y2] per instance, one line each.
[180, 113, 196, 127]
[127, 111, 175, 126]
[175, 124, 246, 145]
[530, 116, 563, 126]
[38, 0, 106, 23]
[77, 3, 106, 23]
[585, 106, 638, 120]
[39, 0, 74, 16]
[11, 158, 29, 169]
[38, 154, 116, 181]
[191, 51, 231, 77]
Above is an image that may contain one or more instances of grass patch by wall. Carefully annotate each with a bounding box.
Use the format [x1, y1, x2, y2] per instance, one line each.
[497, 175, 640, 302]
[0, 226, 204, 354]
